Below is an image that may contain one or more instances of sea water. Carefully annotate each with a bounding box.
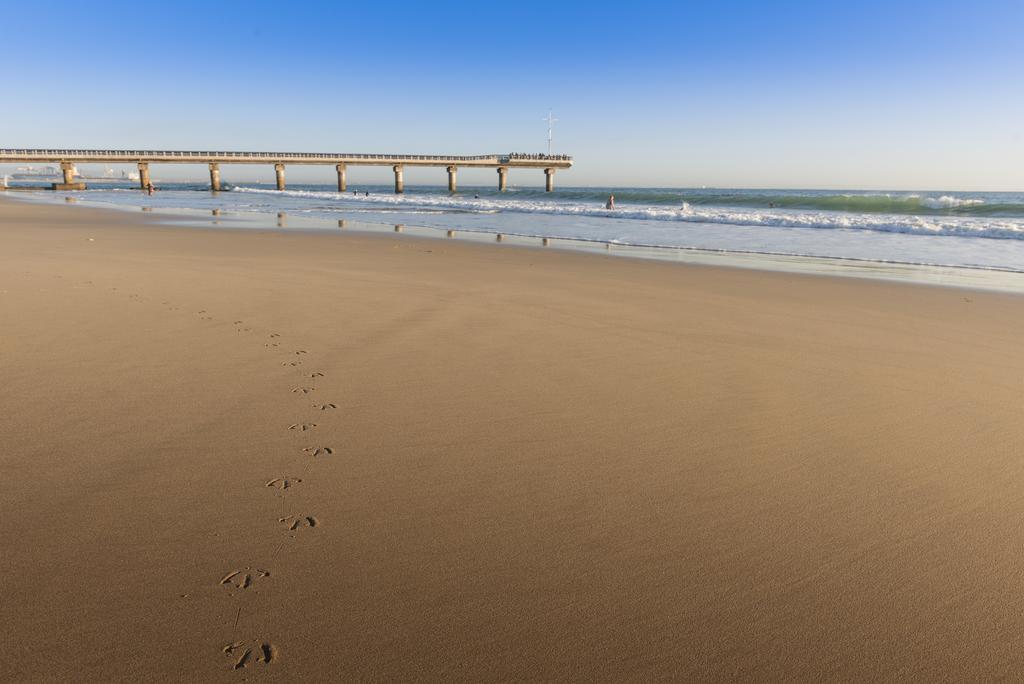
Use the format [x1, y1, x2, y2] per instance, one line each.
[18, 183, 1024, 287]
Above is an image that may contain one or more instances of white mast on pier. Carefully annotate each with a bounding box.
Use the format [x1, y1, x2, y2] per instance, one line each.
[543, 109, 558, 155]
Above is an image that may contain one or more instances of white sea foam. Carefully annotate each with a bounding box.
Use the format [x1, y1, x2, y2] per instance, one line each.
[920, 195, 986, 209]
[234, 187, 1024, 241]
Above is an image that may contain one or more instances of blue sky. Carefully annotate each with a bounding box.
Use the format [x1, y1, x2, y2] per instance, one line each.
[3, 1, 1023, 189]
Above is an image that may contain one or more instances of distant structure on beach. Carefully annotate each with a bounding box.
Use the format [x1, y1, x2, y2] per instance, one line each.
[0, 149, 574, 193]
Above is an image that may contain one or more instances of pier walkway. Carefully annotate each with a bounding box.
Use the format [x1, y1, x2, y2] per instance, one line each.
[0, 149, 574, 193]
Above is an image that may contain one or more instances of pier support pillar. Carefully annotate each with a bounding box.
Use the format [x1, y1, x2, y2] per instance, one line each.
[497, 166, 508, 192]
[274, 163, 286, 191]
[50, 161, 86, 190]
[544, 167, 555, 192]
[209, 163, 221, 192]
[447, 166, 457, 193]
[138, 163, 151, 190]
[336, 163, 347, 192]
[393, 164, 404, 194]
[138, 162, 151, 189]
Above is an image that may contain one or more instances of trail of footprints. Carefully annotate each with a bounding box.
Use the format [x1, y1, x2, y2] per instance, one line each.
[214, 324, 337, 670]
[89, 289, 341, 672]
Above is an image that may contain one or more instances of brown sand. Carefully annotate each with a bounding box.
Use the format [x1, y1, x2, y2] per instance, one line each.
[3, 196, 1024, 681]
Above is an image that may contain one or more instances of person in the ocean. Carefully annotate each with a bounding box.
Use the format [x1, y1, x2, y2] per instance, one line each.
[605, 194, 615, 210]
[146, 183, 155, 196]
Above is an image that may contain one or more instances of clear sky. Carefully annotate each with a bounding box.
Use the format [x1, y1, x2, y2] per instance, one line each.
[3, 1, 1023, 190]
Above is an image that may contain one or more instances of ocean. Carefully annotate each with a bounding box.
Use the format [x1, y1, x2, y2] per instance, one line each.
[16, 182, 1024, 287]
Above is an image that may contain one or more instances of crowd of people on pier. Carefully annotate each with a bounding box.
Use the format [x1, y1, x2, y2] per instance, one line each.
[506, 153, 572, 161]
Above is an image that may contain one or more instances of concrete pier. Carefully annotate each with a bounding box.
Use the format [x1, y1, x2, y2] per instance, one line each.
[0, 150, 574, 193]
[544, 167, 555, 192]
[393, 164, 404, 194]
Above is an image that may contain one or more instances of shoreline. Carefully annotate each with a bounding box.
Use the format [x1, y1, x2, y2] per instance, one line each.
[10, 188, 1024, 293]
[5, 196, 1024, 680]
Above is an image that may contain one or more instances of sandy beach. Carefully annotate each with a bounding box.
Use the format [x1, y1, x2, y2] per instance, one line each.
[4, 195, 1024, 681]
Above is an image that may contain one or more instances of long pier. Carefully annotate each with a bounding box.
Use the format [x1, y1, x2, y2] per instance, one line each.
[0, 149, 573, 193]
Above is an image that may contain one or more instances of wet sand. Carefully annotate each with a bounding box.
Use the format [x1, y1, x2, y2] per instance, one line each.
[3, 196, 1024, 681]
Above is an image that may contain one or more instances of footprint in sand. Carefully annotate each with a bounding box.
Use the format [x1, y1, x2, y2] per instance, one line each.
[269, 333, 281, 338]
[223, 641, 276, 670]
[220, 568, 270, 591]
[302, 446, 333, 457]
[291, 387, 315, 394]
[312, 403, 337, 411]
[289, 423, 318, 432]
[308, 372, 324, 378]
[282, 361, 302, 367]
[266, 343, 280, 348]
[279, 515, 318, 531]
[294, 350, 307, 356]
[266, 477, 302, 490]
